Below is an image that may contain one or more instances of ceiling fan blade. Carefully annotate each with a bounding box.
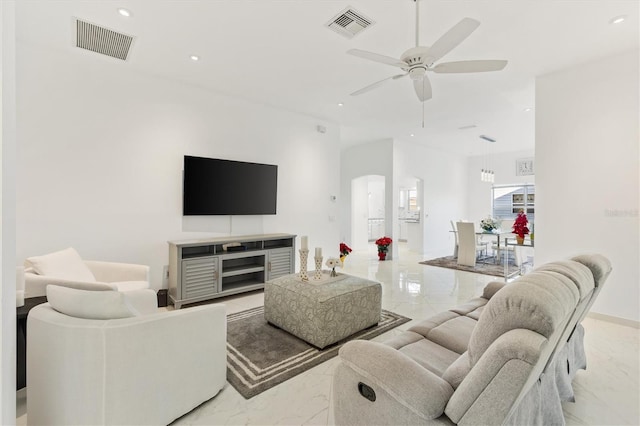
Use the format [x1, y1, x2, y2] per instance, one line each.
[432, 60, 508, 73]
[413, 75, 432, 102]
[426, 18, 480, 65]
[347, 49, 407, 69]
[351, 74, 407, 96]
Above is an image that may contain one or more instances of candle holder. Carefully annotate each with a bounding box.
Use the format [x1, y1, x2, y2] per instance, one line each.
[299, 249, 309, 281]
[314, 256, 323, 281]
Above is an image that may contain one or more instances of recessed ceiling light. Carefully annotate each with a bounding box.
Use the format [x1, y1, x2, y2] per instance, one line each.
[524, 107, 532, 112]
[610, 15, 627, 24]
[190, 55, 200, 61]
[117, 8, 131, 17]
[410, 133, 415, 137]
[337, 102, 344, 107]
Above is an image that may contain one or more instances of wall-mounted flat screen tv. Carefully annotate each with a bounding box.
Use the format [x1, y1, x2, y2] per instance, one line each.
[183, 155, 278, 215]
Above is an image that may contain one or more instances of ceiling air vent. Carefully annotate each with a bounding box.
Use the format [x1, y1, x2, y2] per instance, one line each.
[73, 18, 135, 61]
[326, 7, 374, 39]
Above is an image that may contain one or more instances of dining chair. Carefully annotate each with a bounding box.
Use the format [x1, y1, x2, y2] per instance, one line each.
[456, 222, 487, 267]
[450, 220, 459, 258]
[493, 220, 517, 264]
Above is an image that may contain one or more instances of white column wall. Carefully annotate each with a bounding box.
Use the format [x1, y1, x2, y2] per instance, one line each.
[535, 49, 639, 322]
[1, 1, 17, 422]
[16, 43, 341, 289]
[393, 140, 468, 257]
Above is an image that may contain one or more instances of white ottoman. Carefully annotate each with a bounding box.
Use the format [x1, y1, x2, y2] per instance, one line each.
[264, 272, 382, 349]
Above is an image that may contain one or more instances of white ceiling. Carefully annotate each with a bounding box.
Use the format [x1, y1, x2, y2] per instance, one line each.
[16, 0, 640, 156]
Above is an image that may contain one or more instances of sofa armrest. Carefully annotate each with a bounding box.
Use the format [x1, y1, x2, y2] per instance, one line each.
[445, 329, 547, 425]
[337, 340, 453, 421]
[482, 281, 506, 299]
[24, 272, 115, 298]
[123, 289, 158, 315]
[84, 260, 150, 283]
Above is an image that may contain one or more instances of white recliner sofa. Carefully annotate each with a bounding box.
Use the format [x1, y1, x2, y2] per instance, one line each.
[24, 247, 150, 298]
[27, 285, 227, 425]
[332, 254, 611, 425]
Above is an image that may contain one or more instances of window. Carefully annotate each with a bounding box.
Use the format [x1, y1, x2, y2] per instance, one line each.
[492, 185, 535, 224]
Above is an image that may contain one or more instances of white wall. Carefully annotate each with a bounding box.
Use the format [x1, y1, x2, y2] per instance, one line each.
[466, 149, 535, 224]
[535, 49, 639, 322]
[1, 1, 17, 422]
[394, 140, 468, 257]
[340, 139, 394, 254]
[350, 176, 369, 250]
[16, 43, 341, 289]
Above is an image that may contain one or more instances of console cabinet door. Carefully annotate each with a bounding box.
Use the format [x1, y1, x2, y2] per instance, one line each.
[267, 248, 293, 280]
[181, 257, 219, 300]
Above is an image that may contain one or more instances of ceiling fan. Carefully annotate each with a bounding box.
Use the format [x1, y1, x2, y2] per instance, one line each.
[347, 0, 507, 102]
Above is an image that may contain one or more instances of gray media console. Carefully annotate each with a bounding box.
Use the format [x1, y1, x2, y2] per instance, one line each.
[168, 233, 296, 309]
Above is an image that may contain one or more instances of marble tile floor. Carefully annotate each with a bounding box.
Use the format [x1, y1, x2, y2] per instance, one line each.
[16, 244, 640, 425]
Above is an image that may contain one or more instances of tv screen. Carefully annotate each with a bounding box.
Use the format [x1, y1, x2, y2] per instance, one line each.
[183, 156, 278, 215]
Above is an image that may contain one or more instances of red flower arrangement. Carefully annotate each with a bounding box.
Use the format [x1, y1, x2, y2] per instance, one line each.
[375, 236, 393, 253]
[339, 243, 352, 257]
[512, 210, 530, 238]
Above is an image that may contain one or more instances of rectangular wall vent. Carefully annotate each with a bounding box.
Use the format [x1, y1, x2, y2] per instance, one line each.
[74, 18, 135, 61]
[326, 7, 374, 39]
[480, 135, 497, 143]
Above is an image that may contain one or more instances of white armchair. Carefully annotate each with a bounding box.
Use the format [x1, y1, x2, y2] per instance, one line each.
[27, 286, 227, 425]
[24, 248, 150, 298]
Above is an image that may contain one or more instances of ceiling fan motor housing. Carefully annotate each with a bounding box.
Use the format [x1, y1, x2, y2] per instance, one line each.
[401, 46, 435, 79]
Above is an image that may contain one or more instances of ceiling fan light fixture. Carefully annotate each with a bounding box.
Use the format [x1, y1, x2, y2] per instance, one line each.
[409, 67, 426, 81]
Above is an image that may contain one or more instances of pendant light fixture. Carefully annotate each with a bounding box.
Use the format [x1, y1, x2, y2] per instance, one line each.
[480, 135, 496, 183]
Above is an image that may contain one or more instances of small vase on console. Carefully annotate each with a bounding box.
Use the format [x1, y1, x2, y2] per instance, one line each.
[314, 256, 323, 280]
[299, 249, 309, 281]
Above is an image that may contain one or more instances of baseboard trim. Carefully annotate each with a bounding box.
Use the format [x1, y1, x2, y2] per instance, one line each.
[586, 312, 640, 329]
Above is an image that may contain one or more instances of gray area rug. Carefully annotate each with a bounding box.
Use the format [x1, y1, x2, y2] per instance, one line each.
[226, 306, 410, 399]
[420, 256, 519, 277]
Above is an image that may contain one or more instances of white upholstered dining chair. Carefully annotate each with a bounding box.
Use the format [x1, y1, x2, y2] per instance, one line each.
[456, 222, 488, 267]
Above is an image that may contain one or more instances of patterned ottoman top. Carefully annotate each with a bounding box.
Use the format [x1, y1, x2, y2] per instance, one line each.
[266, 271, 381, 303]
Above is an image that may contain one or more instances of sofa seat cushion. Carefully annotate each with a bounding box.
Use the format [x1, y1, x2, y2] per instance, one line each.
[427, 316, 477, 354]
[26, 247, 96, 282]
[466, 306, 484, 320]
[399, 338, 460, 377]
[407, 311, 460, 338]
[450, 298, 488, 316]
[111, 280, 150, 292]
[383, 330, 424, 350]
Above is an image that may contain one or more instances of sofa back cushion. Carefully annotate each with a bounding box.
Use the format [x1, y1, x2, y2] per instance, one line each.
[533, 260, 594, 301]
[467, 270, 579, 365]
[47, 285, 137, 320]
[571, 254, 612, 289]
[26, 247, 96, 282]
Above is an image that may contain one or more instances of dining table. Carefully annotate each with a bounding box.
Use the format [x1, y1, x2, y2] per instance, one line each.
[476, 229, 515, 263]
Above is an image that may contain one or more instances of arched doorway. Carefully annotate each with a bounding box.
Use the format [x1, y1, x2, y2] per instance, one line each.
[351, 175, 385, 250]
